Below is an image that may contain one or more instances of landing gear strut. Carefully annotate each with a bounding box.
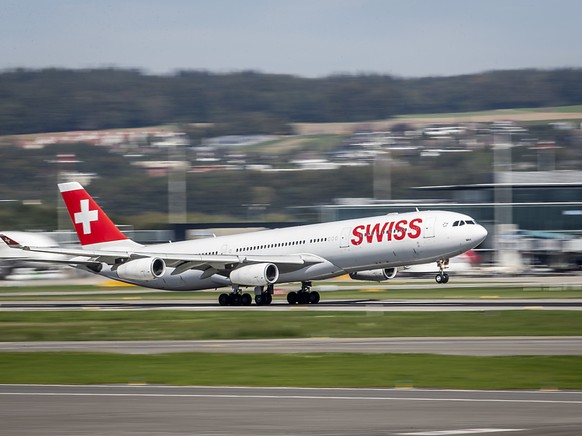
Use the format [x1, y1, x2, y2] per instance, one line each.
[254, 285, 273, 306]
[218, 285, 253, 306]
[435, 259, 450, 284]
[287, 281, 320, 305]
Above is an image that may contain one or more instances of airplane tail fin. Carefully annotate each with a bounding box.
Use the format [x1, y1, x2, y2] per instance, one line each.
[58, 182, 139, 248]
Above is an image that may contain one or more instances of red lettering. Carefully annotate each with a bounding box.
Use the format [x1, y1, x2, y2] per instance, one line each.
[408, 218, 422, 239]
[379, 222, 389, 241]
[393, 219, 407, 241]
[365, 222, 388, 243]
[351, 224, 365, 246]
[385, 221, 395, 241]
[353, 219, 422, 245]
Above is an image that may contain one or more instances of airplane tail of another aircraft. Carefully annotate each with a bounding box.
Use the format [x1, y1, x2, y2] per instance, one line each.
[58, 182, 140, 248]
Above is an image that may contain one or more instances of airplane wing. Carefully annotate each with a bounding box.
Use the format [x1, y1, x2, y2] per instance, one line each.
[0, 234, 324, 274]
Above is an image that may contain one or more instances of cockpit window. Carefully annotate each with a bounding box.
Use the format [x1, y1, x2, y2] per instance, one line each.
[453, 219, 477, 227]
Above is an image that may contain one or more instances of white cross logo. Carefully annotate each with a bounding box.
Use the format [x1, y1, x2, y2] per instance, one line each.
[74, 199, 99, 235]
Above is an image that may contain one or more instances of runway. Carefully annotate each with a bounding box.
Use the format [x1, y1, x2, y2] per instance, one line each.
[1, 384, 581, 435]
[2, 336, 582, 355]
[2, 298, 582, 311]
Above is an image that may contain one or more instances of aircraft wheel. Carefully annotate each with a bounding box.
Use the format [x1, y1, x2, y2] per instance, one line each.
[287, 291, 298, 305]
[298, 292, 310, 304]
[241, 293, 252, 306]
[218, 293, 230, 306]
[231, 293, 242, 306]
[263, 293, 273, 305]
[442, 273, 449, 284]
[255, 294, 264, 306]
[435, 273, 443, 284]
[309, 291, 320, 304]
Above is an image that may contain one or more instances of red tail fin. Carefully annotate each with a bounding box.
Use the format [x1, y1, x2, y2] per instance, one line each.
[58, 182, 128, 246]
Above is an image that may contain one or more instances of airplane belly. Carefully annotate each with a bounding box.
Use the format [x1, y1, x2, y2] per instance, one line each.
[333, 239, 422, 270]
[278, 259, 344, 282]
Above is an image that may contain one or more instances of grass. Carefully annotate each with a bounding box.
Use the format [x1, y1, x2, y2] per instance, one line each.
[2, 282, 581, 389]
[1, 310, 582, 341]
[317, 284, 582, 300]
[0, 284, 110, 294]
[394, 104, 582, 119]
[544, 105, 582, 113]
[395, 109, 532, 119]
[1, 282, 581, 300]
[0, 352, 580, 389]
[244, 134, 345, 155]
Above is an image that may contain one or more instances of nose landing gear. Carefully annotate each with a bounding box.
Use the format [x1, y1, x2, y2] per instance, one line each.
[435, 259, 450, 284]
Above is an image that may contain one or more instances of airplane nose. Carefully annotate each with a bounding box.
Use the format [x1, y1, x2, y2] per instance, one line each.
[475, 225, 488, 245]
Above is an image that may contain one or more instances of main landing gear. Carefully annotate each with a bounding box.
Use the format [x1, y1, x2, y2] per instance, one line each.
[218, 286, 253, 306]
[254, 285, 273, 306]
[217, 285, 273, 306]
[286, 281, 320, 305]
[435, 258, 450, 284]
[218, 282, 321, 306]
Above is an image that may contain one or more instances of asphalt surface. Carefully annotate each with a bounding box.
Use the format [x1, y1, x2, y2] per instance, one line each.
[2, 336, 582, 355]
[1, 384, 581, 435]
[3, 298, 582, 312]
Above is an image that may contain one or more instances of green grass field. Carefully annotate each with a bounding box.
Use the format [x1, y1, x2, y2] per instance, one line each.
[2, 282, 581, 389]
[0, 352, 580, 389]
[244, 134, 344, 155]
[394, 104, 582, 119]
[1, 310, 582, 341]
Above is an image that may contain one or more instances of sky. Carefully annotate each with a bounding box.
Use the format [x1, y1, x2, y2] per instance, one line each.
[1, 0, 581, 78]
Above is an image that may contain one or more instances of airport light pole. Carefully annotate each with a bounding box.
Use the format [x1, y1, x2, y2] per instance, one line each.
[168, 132, 188, 224]
[373, 150, 392, 200]
[493, 132, 514, 267]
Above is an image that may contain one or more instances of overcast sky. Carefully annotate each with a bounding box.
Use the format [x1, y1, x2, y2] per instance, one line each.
[1, 0, 581, 78]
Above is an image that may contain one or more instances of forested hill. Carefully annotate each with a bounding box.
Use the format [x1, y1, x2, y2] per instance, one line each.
[1, 68, 582, 135]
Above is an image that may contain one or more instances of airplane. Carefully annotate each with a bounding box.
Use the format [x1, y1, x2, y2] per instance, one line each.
[0, 231, 66, 279]
[0, 182, 488, 306]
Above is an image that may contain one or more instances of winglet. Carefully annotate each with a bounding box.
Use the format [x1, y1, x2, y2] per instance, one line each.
[0, 234, 24, 249]
[58, 182, 129, 247]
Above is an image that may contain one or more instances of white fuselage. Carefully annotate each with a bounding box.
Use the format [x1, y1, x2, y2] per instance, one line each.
[90, 210, 487, 291]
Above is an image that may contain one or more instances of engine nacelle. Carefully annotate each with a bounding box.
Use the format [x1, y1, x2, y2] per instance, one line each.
[349, 267, 397, 282]
[117, 257, 166, 281]
[230, 263, 279, 286]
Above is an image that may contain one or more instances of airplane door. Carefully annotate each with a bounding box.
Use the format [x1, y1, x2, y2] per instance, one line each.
[340, 227, 351, 248]
[423, 218, 436, 238]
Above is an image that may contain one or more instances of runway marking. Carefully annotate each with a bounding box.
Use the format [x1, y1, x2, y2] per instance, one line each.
[1, 391, 581, 405]
[395, 430, 524, 435]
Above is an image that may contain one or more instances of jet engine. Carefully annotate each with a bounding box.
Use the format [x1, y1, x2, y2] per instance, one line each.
[116, 257, 166, 281]
[230, 263, 279, 286]
[349, 267, 397, 282]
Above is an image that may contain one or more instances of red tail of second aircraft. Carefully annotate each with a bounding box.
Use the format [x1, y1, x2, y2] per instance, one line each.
[58, 182, 130, 247]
